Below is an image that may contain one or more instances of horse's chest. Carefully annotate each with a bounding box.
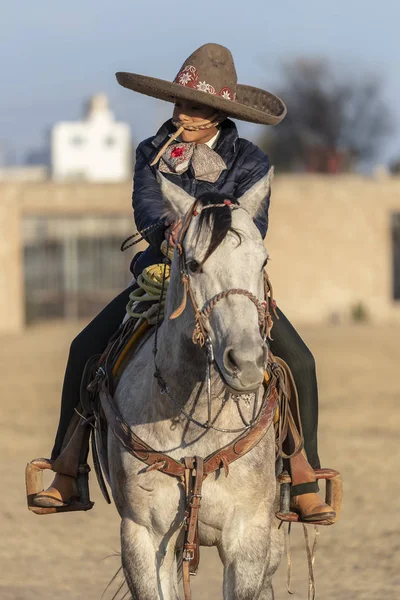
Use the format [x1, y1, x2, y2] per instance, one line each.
[197, 467, 269, 541]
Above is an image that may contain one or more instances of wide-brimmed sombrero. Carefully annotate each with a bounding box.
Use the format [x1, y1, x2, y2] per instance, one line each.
[116, 43, 286, 126]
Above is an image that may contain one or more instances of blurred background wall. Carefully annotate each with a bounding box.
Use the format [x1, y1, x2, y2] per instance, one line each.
[2, 173, 400, 334]
[2, 1, 400, 333]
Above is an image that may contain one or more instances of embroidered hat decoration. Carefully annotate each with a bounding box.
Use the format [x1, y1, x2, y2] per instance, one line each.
[116, 43, 286, 126]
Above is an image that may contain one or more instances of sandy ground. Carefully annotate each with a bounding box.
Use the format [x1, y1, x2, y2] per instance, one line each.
[1, 321, 399, 600]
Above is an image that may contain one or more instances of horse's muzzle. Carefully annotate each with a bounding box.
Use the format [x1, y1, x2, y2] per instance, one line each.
[221, 343, 267, 392]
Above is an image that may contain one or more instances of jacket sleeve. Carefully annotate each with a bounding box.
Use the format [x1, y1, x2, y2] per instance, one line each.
[132, 141, 167, 249]
[234, 144, 271, 239]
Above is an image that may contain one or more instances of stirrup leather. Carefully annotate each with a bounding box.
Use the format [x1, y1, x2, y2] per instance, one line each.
[25, 458, 94, 515]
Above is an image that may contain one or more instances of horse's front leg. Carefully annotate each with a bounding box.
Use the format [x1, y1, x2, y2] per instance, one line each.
[121, 516, 182, 600]
[219, 514, 283, 600]
[109, 443, 184, 600]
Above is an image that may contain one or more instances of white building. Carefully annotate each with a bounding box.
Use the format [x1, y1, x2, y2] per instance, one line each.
[51, 94, 131, 182]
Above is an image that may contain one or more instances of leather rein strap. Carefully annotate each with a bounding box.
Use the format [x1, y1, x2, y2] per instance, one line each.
[183, 456, 203, 600]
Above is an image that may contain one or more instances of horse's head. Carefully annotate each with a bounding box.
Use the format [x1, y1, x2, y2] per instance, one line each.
[158, 171, 274, 393]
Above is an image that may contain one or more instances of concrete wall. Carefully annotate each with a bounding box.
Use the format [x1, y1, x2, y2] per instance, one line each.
[0, 166, 48, 182]
[266, 175, 400, 324]
[0, 185, 24, 333]
[1, 175, 400, 334]
[0, 182, 132, 334]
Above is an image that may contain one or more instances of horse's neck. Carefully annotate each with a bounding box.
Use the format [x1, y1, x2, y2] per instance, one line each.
[153, 264, 207, 393]
[155, 314, 207, 402]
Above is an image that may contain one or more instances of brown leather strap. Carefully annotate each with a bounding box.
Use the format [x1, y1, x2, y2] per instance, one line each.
[186, 456, 203, 563]
[203, 385, 278, 476]
[182, 555, 191, 600]
[271, 354, 304, 459]
[99, 382, 185, 478]
[170, 274, 189, 320]
[99, 378, 278, 481]
[183, 456, 204, 600]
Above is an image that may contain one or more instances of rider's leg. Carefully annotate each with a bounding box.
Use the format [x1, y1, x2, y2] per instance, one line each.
[34, 285, 134, 507]
[51, 285, 135, 460]
[269, 307, 335, 520]
[269, 307, 319, 469]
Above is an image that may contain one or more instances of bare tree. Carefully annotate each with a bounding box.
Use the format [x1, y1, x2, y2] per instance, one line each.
[390, 160, 400, 175]
[260, 58, 392, 173]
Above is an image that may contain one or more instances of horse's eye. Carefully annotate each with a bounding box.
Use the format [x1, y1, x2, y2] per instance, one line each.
[187, 260, 201, 273]
[262, 256, 269, 269]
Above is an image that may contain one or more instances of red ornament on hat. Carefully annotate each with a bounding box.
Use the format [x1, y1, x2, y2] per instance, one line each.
[175, 65, 199, 90]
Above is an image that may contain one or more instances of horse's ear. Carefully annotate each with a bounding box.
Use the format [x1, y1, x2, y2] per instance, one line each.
[238, 167, 274, 219]
[156, 171, 195, 219]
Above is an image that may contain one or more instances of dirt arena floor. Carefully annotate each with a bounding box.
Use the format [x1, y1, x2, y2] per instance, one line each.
[1, 320, 399, 599]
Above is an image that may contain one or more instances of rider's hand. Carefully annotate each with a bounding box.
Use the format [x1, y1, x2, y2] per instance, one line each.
[165, 219, 182, 246]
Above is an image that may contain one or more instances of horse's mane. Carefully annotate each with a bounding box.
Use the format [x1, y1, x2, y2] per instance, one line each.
[195, 192, 241, 264]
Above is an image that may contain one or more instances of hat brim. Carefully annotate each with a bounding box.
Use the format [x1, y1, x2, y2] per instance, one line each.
[115, 72, 286, 126]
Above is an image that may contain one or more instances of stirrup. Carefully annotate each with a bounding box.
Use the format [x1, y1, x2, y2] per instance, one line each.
[276, 468, 342, 526]
[25, 458, 94, 515]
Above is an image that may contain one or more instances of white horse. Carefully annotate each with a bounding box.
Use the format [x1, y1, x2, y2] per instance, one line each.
[106, 170, 284, 599]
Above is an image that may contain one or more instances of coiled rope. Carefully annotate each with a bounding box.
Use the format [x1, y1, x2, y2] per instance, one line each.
[126, 263, 170, 324]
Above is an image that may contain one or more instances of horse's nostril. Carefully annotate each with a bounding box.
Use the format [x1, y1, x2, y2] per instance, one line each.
[226, 349, 239, 374]
[223, 344, 267, 381]
[228, 350, 237, 368]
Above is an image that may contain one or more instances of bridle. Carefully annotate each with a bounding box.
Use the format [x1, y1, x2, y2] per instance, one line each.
[152, 198, 277, 433]
[168, 198, 275, 346]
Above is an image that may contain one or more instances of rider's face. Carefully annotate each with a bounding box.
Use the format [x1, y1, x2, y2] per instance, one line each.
[173, 100, 218, 143]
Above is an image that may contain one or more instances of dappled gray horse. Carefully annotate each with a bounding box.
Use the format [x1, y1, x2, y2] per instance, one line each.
[106, 170, 284, 599]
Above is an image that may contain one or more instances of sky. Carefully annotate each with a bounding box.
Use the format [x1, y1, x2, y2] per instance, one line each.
[1, 0, 399, 166]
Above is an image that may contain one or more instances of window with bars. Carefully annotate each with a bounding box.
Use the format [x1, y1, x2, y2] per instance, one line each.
[23, 216, 136, 322]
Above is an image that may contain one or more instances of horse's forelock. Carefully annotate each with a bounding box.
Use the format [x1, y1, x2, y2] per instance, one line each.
[194, 193, 241, 263]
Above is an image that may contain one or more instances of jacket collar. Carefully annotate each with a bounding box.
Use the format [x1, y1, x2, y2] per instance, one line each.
[151, 118, 239, 159]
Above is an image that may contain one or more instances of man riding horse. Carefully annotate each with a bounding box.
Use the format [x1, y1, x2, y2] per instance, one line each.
[32, 43, 335, 523]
